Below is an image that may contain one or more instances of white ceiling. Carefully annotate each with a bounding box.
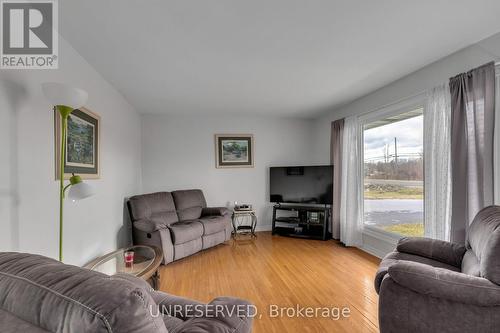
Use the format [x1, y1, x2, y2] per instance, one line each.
[60, 1, 500, 118]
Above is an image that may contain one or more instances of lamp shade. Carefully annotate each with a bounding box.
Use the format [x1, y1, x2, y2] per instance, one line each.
[67, 182, 95, 201]
[41, 82, 88, 109]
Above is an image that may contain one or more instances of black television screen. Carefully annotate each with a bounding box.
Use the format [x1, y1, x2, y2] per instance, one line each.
[269, 165, 333, 204]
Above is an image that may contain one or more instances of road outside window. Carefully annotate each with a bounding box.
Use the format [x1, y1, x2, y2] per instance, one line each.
[363, 109, 424, 237]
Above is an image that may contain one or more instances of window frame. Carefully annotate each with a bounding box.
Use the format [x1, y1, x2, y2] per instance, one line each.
[358, 93, 427, 241]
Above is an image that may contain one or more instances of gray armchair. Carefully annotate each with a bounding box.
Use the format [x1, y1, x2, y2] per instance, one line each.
[375, 205, 500, 333]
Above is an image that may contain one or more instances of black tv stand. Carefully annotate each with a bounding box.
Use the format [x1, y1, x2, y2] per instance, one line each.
[272, 204, 331, 240]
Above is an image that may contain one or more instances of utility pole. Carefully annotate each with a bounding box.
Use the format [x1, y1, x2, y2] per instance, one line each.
[394, 137, 398, 164]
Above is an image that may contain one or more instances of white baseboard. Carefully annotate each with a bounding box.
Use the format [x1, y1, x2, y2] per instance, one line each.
[255, 224, 272, 232]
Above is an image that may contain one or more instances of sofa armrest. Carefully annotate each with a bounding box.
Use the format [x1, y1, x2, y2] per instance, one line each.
[112, 273, 154, 291]
[153, 292, 254, 333]
[396, 237, 466, 267]
[204, 297, 254, 332]
[201, 207, 230, 217]
[133, 219, 167, 233]
[387, 261, 500, 306]
[151, 291, 205, 320]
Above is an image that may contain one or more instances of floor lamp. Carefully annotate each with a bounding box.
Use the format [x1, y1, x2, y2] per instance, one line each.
[42, 82, 94, 262]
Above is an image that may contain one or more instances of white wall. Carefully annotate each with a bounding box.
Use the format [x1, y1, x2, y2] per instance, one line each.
[311, 32, 500, 161]
[141, 114, 315, 230]
[310, 32, 500, 257]
[0, 36, 142, 266]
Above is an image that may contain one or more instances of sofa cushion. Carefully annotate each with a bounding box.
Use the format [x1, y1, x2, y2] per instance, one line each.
[199, 216, 229, 235]
[133, 219, 168, 233]
[129, 192, 178, 225]
[154, 293, 254, 333]
[375, 251, 460, 293]
[162, 314, 184, 333]
[174, 239, 203, 260]
[0, 252, 167, 333]
[172, 190, 207, 221]
[462, 250, 481, 277]
[202, 231, 227, 250]
[169, 221, 204, 244]
[151, 291, 205, 320]
[467, 206, 500, 284]
[388, 261, 500, 306]
[180, 318, 245, 333]
[149, 211, 179, 226]
[178, 207, 203, 221]
[0, 309, 50, 333]
[396, 237, 466, 267]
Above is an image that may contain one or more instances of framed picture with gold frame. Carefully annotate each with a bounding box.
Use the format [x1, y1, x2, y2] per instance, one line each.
[215, 134, 254, 168]
[54, 107, 100, 179]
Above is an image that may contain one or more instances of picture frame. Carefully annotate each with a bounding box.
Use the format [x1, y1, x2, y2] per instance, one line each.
[54, 107, 101, 179]
[215, 134, 254, 168]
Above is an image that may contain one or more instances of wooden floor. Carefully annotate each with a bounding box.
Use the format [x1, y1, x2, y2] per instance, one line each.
[159, 232, 381, 333]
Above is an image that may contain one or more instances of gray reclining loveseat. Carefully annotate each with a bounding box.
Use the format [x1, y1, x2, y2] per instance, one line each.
[0, 252, 253, 333]
[375, 205, 500, 333]
[128, 190, 232, 264]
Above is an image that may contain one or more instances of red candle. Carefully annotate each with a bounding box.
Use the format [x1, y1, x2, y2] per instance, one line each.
[124, 251, 134, 268]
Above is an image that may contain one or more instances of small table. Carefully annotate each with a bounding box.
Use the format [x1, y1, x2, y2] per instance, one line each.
[84, 245, 162, 290]
[232, 209, 257, 239]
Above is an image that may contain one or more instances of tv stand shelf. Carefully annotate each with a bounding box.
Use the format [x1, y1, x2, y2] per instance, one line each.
[272, 204, 331, 240]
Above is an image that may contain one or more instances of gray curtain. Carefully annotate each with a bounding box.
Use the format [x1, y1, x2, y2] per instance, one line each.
[330, 119, 344, 240]
[449, 62, 496, 243]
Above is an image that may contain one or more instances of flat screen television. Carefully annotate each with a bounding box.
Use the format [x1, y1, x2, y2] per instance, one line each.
[269, 165, 333, 205]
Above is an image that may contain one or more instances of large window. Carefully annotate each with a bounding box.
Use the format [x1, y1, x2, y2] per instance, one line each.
[363, 108, 424, 237]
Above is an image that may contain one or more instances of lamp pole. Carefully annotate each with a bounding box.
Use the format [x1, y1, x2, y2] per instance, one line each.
[57, 105, 73, 262]
[43, 83, 91, 262]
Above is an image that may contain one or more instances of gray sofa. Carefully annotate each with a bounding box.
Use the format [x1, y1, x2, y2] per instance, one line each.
[375, 205, 500, 333]
[0, 252, 253, 333]
[128, 190, 232, 264]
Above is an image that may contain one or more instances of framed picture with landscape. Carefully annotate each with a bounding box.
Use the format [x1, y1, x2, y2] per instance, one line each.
[55, 107, 100, 179]
[215, 134, 254, 168]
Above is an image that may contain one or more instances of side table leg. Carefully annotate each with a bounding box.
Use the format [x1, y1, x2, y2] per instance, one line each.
[231, 214, 238, 240]
[151, 269, 160, 290]
[251, 214, 257, 237]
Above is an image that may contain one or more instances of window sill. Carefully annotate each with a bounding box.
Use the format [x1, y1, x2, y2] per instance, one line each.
[363, 225, 401, 245]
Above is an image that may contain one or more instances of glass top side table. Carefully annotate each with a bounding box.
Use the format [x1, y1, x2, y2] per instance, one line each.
[84, 245, 162, 290]
[232, 209, 257, 239]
